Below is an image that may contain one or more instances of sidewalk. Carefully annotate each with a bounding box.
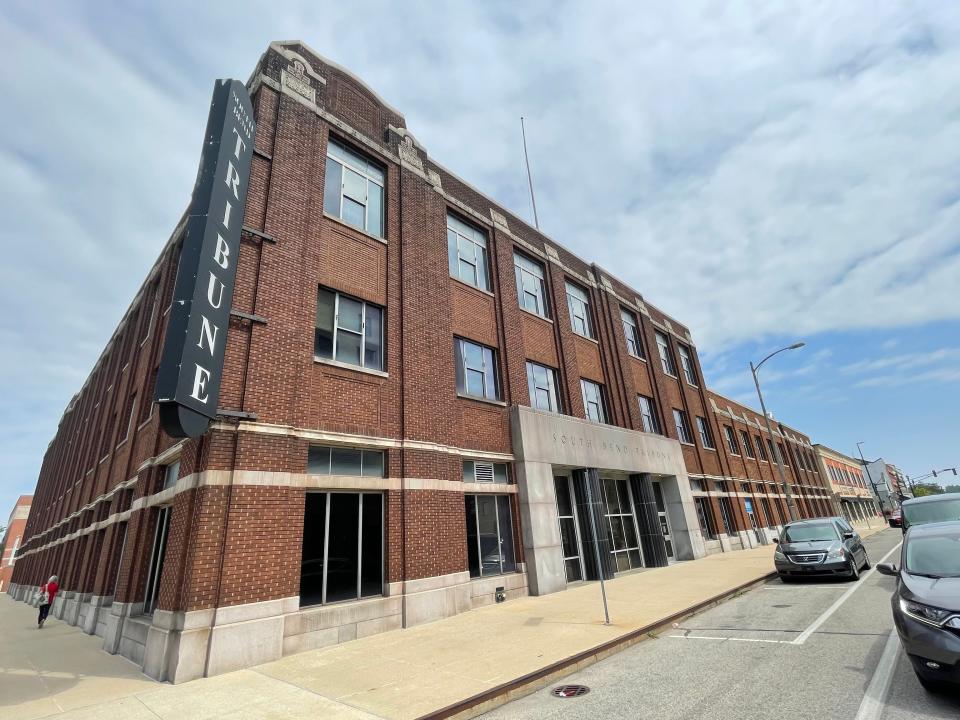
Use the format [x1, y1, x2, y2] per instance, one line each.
[2, 524, 889, 720]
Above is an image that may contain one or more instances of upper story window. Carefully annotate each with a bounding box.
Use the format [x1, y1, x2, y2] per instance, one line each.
[162, 460, 180, 491]
[739, 430, 755, 458]
[755, 435, 768, 461]
[621, 308, 644, 358]
[526, 361, 562, 413]
[678, 344, 697, 385]
[455, 338, 500, 401]
[696, 416, 715, 448]
[514, 252, 549, 318]
[673, 409, 693, 444]
[323, 139, 385, 238]
[724, 425, 740, 455]
[637, 394, 661, 435]
[315, 288, 384, 371]
[447, 213, 490, 291]
[580, 379, 608, 423]
[463, 460, 509, 483]
[655, 331, 677, 376]
[308, 445, 385, 477]
[778, 442, 789, 465]
[565, 282, 594, 339]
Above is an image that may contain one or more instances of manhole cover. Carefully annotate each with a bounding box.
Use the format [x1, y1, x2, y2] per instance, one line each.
[551, 685, 590, 698]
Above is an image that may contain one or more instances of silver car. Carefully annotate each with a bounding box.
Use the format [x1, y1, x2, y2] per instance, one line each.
[774, 517, 870, 582]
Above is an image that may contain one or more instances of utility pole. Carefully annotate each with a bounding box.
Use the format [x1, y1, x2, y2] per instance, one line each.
[856, 443, 887, 514]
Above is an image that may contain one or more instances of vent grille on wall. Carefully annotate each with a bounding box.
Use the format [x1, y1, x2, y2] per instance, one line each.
[474, 462, 495, 483]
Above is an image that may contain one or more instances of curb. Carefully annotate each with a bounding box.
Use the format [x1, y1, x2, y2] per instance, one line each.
[419, 569, 779, 720]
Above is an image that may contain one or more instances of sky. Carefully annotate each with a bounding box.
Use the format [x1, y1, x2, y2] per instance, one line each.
[1, 1, 959, 519]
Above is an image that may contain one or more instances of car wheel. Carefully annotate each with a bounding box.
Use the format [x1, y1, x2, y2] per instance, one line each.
[848, 557, 860, 581]
[862, 550, 871, 570]
[780, 575, 794, 584]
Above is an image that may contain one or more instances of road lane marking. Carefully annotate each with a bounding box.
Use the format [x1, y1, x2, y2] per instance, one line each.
[668, 635, 794, 645]
[791, 541, 902, 646]
[762, 585, 846, 590]
[853, 631, 900, 720]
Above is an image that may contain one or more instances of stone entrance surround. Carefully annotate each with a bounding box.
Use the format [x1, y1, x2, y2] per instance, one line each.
[511, 406, 707, 596]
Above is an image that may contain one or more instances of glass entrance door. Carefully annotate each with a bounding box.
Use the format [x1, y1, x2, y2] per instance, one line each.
[554, 476, 584, 583]
[600, 478, 644, 573]
[652, 481, 675, 560]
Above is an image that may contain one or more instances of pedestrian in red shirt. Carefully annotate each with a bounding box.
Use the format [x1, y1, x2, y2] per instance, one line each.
[37, 575, 58, 628]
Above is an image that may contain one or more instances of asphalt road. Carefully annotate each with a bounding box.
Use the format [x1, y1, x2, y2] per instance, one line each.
[482, 528, 960, 720]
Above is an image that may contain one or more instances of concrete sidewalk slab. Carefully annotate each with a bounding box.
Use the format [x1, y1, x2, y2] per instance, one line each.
[3, 524, 891, 720]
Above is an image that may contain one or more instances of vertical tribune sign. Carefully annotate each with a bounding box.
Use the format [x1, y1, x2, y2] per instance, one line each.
[156, 79, 255, 438]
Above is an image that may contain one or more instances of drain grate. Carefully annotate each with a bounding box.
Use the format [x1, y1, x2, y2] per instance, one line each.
[551, 684, 590, 698]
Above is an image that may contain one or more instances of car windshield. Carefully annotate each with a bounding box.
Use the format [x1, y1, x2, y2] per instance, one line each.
[783, 524, 838, 542]
[903, 497, 960, 528]
[905, 530, 960, 577]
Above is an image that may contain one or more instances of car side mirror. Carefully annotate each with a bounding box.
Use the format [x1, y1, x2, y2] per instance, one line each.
[842, 531, 854, 539]
[876, 563, 898, 576]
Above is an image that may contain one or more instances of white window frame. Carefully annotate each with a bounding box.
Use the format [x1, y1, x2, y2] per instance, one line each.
[755, 435, 768, 462]
[514, 252, 549, 318]
[315, 288, 384, 371]
[447, 213, 490, 291]
[565, 282, 594, 339]
[580, 379, 608, 423]
[656, 331, 677, 376]
[678, 344, 697, 385]
[324, 140, 385, 237]
[696, 416, 714, 449]
[673, 408, 693, 444]
[526, 361, 561, 413]
[724, 426, 740, 455]
[621, 308, 643, 358]
[739, 429, 755, 458]
[455, 338, 500, 401]
[637, 394, 661, 434]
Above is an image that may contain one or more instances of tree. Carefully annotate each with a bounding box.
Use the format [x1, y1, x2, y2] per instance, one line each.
[913, 483, 945, 497]
[944, 485, 960, 494]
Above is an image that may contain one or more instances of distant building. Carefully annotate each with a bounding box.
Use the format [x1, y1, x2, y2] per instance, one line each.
[813, 446, 879, 523]
[886, 464, 913, 502]
[0, 495, 32, 592]
[860, 459, 908, 513]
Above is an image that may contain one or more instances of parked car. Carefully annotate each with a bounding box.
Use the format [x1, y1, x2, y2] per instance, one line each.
[888, 510, 902, 528]
[877, 521, 960, 691]
[773, 517, 870, 582]
[900, 494, 960, 533]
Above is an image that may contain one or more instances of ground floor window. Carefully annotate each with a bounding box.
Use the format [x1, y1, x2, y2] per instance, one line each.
[465, 494, 516, 577]
[143, 507, 171, 614]
[300, 492, 383, 607]
[555, 477, 584, 582]
[695, 497, 718, 539]
[601, 478, 644, 572]
[717, 496, 736, 535]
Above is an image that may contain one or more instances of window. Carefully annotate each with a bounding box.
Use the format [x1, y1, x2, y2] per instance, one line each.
[755, 435, 768, 461]
[580, 379, 608, 423]
[455, 338, 500, 401]
[724, 426, 740, 455]
[740, 482, 751, 494]
[465, 495, 516, 577]
[637, 395, 661, 435]
[778, 442, 789, 465]
[123, 392, 138, 442]
[690, 478, 707, 492]
[308, 446, 384, 477]
[463, 460, 508, 483]
[514, 252, 549, 318]
[767, 438, 778, 464]
[323, 139, 384, 237]
[695, 497, 718, 540]
[447, 213, 490, 291]
[162, 460, 180, 491]
[299, 492, 383, 606]
[718, 496, 736, 535]
[655, 331, 677, 376]
[695, 416, 714, 448]
[673, 409, 693, 444]
[565, 282, 594, 338]
[620, 308, 644, 358]
[678, 344, 697, 385]
[143, 506, 171, 614]
[739, 430, 755, 458]
[315, 288, 384, 371]
[526, 361, 561, 413]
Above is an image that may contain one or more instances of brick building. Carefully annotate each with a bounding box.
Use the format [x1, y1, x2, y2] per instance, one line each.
[813, 445, 880, 524]
[8, 41, 831, 682]
[0, 495, 32, 593]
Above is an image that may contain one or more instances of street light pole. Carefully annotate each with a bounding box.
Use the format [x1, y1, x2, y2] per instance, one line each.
[750, 342, 805, 523]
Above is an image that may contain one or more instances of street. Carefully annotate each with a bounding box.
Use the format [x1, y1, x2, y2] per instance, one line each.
[483, 529, 960, 720]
